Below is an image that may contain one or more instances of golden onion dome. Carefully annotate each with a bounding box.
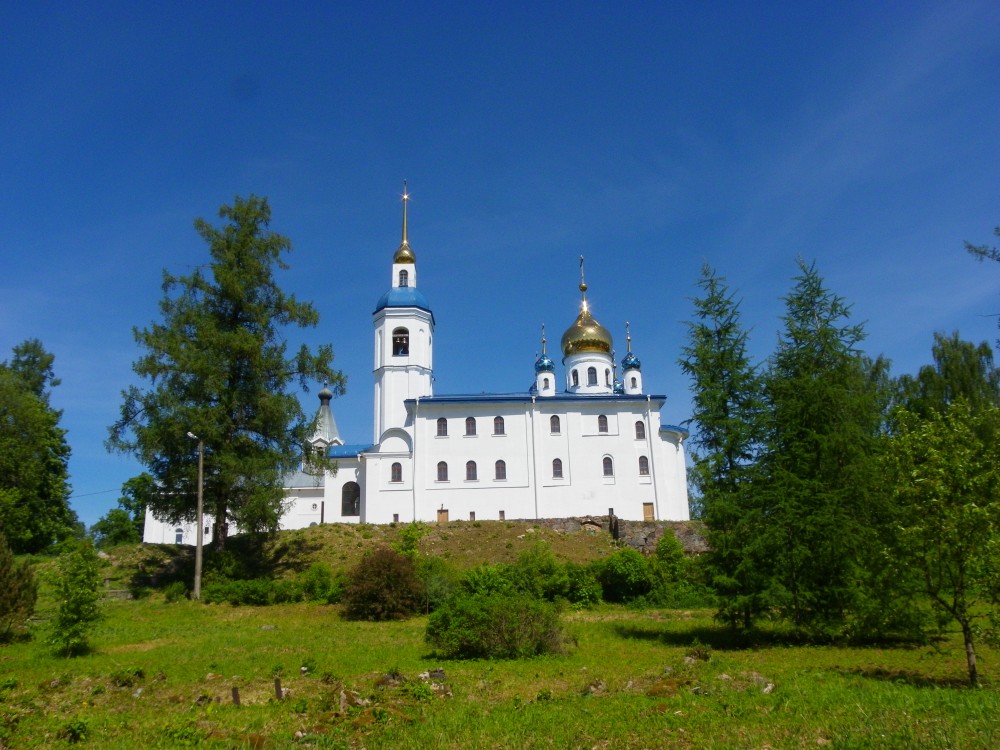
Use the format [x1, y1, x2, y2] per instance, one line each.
[561, 262, 613, 357]
[561, 306, 613, 356]
[393, 240, 415, 264]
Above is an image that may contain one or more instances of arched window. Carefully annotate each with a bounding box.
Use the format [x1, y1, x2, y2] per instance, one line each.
[465, 417, 477, 436]
[552, 458, 563, 479]
[598, 415, 608, 433]
[398, 269, 409, 287]
[550, 415, 561, 434]
[466, 461, 478, 481]
[542, 377, 550, 390]
[635, 420, 646, 440]
[587, 366, 598, 386]
[436, 417, 448, 437]
[605, 369, 611, 385]
[603, 456, 614, 477]
[493, 416, 505, 435]
[341, 482, 361, 516]
[391, 462, 402, 482]
[495, 460, 506, 480]
[630, 376, 637, 388]
[572, 370, 579, 387]
[437, 461, 448, 481]
[638, 455, 650, 476]
[392, 327, 409, 356]
[175, 528, 184, 544]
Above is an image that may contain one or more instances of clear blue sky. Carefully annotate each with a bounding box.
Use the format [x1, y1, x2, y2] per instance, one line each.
[3, 2, 998, 529]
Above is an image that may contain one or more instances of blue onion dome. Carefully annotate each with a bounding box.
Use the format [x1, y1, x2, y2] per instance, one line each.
[534, 352, 555, 373]
[318, 385, 334, 403]
[613, 378, 625, 395]
[621, 351, 641, 371]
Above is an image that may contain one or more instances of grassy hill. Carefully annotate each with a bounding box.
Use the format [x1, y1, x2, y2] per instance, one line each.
[100, 519, 651, 593]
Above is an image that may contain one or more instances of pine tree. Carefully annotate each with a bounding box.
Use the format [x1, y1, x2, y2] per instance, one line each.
[107, 196, 344, 547]
[758, 259, 892, 632]
[679, 264, 767, 628]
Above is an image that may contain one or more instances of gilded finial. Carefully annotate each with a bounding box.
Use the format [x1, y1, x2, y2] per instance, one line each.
[626, 321, 632, 353]
[541, 323, 547, 354]
[579, 256, 589, 311]
[393, 180, 416, 264]
[401, 180, 409, 244]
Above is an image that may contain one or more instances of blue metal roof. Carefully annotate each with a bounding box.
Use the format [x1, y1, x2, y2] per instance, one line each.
[406, 392, 667, 406]
[327, 443, 374, 458]
[373, 287, 434, 320]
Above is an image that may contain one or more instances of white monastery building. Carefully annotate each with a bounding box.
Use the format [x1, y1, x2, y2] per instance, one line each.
[145, 190, 689, 544]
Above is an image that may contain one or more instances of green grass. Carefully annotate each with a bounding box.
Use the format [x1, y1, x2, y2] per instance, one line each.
[2, 597, 997, 749]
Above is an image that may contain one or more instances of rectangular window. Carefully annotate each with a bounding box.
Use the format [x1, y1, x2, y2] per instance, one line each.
[498, 510, 505, 521]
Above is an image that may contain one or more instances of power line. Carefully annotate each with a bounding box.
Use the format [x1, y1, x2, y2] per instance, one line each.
[68, 488, 119, 499]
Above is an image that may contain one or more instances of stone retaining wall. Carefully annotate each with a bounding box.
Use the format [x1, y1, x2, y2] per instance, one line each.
[528, 516, 707, 555]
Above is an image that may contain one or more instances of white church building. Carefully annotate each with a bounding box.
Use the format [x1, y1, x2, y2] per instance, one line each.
[144, 191, 689, 545]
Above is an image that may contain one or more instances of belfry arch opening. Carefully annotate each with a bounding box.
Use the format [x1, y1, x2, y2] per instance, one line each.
[392, 327, 409, 356]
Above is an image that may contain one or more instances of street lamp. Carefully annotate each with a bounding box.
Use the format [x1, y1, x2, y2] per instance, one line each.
[186, 431, 204, 600]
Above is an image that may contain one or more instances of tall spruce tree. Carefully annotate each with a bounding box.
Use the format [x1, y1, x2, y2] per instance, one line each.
[679, 264, 767, 628]
[758, 259, 893, 633]
[0, 340, 76, 553]
[107, 196, 344, 547]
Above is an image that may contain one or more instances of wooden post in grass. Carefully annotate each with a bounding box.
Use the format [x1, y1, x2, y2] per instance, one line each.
[274, 678, 283, 700]
[232, 686, 241, 706]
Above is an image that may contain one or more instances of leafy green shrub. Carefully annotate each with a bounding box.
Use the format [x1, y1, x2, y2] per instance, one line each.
[300, 562, 334, 602]
[512, 542, 570, 601]
[393, 522, 429, 559]
[162, 581, 187, 603]
[426, 592, 568, 659]
[342, 546, 424, 621]
[564, 562, 602, 607]
[416, 555, 460, 612]
[201, 577, 304, 606]
[462, 563, 518, 596]
[48, 541, 102, 656]
[654, 532, 686, 580]
[593, 548, 652, 603]
[0, 531, 37, 640]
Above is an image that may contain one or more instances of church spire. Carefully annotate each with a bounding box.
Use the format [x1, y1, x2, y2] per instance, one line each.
[393, 180, 415, 264]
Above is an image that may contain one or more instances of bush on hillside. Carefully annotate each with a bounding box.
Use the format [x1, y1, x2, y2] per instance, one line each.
[593, 547, 653, 603]
[564, 562, 603, 608]
[342, 546, 425, 621]
[201, 577, 306, 606]
[426, 592, 568, 659]
[415, 555, 460, 612]
[0, 531, 37, 641]
[511, 542, 571, 601]
[462, 563, 518, 596]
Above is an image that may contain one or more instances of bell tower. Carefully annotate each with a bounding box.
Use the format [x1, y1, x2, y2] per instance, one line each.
[372, 183, 434, 442]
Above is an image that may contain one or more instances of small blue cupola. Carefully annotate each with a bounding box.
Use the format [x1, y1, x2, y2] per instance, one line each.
[534, 324, 556, 397]
[622, 321, 643, 395]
